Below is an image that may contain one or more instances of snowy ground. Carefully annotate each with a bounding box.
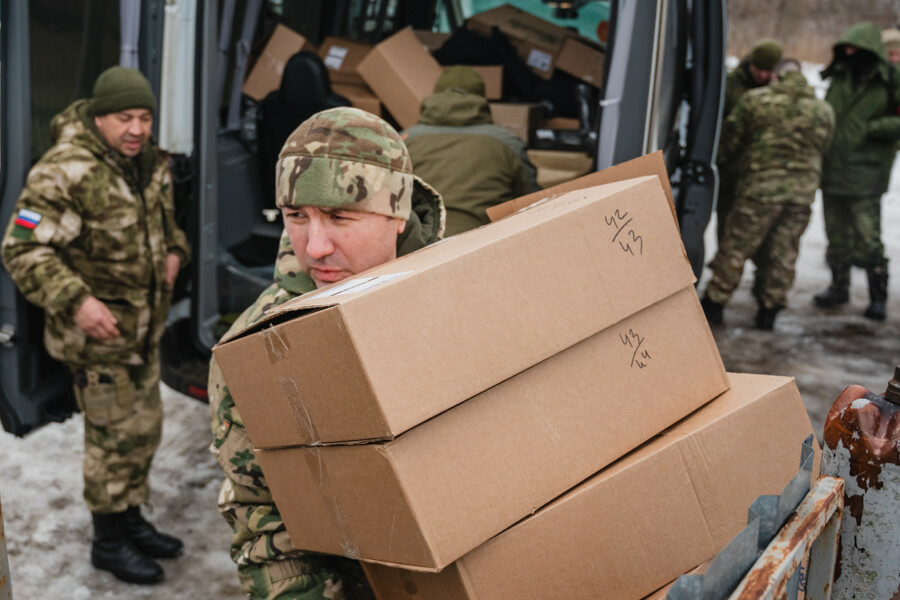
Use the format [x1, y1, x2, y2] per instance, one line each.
[1, 63, 898, 599]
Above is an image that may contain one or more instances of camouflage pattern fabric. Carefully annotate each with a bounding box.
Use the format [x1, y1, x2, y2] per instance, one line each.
[210, 177, 442, 597]
[1, 98, 189, 516]
[718, 70, 835, 206]
[716, 60, 770, 243]
[822, 193, 888, 268]
[276, 107, 415, 220]
[706, 199, 812, 309]
[707, 70, 834, 310]
[78, 360, 162, 513]
[1, 99, 190, 368]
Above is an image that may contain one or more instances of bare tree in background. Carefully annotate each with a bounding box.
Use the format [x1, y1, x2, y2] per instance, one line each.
[727, 0, 898, 62]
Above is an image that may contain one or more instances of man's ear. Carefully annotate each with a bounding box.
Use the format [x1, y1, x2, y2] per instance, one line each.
[396, 218, 407, 235]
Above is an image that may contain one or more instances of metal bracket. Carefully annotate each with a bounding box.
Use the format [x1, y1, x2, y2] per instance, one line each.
[0, 324, 15, 348]
[667, 434, 819, 600]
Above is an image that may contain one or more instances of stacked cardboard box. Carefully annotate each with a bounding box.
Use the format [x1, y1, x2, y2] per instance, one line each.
[214, 156, 818, 598]
[318, 37, 383, 117]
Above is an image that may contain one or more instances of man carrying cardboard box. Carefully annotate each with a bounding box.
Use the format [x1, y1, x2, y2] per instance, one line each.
[207, 107, 444, 599]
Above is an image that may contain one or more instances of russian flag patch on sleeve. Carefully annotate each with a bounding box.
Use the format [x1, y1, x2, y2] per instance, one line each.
[11, 208, 43, 240]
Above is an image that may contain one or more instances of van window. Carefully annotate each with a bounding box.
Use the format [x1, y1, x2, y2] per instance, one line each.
[28, 0, 120, 160]
[462, 0, 610, 41]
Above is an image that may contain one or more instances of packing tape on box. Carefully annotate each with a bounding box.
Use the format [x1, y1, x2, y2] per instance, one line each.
[258, 327, 289, 364]
[303, 447, 361, 559]
[279, 376, 321, 445]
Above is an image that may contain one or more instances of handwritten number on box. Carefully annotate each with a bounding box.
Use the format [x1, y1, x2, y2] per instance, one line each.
[605, 209, 644, 256]
[620, 328, 651, 369]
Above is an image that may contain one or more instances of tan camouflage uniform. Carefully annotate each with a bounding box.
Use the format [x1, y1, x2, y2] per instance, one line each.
[706, 71, 835, 309]
[1, 99, 190, 513]
[209, 108, 444, 600]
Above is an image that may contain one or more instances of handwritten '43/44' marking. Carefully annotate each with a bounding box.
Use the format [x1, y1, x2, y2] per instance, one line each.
[620, 328, 651, 369]
[605, 209, 644, 256]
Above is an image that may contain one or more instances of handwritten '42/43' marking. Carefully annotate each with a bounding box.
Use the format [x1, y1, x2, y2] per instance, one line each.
[620, 328, 651, 369]
[605, 209, 644, 256]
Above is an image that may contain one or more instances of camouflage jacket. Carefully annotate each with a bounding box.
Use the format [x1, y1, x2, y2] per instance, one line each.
[208, 181, 443, 595]
[403, 89, 538, 236]
[719, 71, 835, 206]
[722, 60, 766, 119]
[1, 99, 190, 367]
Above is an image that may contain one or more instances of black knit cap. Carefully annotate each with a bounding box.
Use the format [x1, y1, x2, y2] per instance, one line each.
[90, 66, 156, 116]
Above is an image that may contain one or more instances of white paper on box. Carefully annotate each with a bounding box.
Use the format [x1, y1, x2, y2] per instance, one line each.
[527, 49, 553, 72]
[325, 46, 349, 70]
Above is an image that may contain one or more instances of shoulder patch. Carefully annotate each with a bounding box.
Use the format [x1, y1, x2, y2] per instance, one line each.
[11, 208, 42, 239]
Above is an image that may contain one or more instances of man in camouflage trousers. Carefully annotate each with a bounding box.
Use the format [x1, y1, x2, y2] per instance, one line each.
[208, 107, 444, 600]
[716, 38, 782, 244]
[1, 66, 190, 584]
[702, 60, 835, 330]
[815, 22, 899, 320]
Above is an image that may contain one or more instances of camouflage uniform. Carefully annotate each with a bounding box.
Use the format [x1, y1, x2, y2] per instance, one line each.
[706, 71, 835, 309]
[209, 108, 444, 600]
[1, 99, 190, 513]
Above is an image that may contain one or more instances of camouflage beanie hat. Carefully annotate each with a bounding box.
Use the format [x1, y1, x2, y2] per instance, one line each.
[276, 107, 413, 220]
[90, 66, 156, 116]
[748, 39, 783, 71]
[434, 66, 486, 97]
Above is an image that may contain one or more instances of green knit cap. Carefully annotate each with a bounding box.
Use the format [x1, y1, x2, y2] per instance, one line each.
[747, 39, 783, 71]
[433, 66, 485, 97]
[90, 66, 156, 116]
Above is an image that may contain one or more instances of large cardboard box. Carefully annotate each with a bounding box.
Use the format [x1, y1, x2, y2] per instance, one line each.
[467, 4, 571, 79]
[257, 286, 727, 570]
[486, 150, 675, 223]
[318, 37, 372, 87]
[357, 28, 443, 129]
[242, 24, 318, 101]
[213, 174, 697, 448]
[363, 373, 819, 599]
[332, 83, 382, 117]
[413, 29, 451, 53]
[556, 36, 605, 87]
[489, 102, 542, 142]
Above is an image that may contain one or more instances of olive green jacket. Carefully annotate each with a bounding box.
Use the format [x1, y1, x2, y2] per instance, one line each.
[820, 22, 900, 197]
[1, 99, 190, 367]
[404, 89, 539, 236]
[208, 181, 443, 597]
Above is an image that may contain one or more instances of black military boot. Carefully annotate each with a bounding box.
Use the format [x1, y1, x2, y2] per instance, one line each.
[91, 512, 164, 584]
[122, 505, 184, 559]
[813, 261, 851, 308]
[863, 264, 889, 321]
[755, 305, 781, 331]
[700, 296, 724, 325]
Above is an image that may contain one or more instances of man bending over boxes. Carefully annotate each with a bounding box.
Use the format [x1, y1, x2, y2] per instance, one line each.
[207, 107, 444, 599]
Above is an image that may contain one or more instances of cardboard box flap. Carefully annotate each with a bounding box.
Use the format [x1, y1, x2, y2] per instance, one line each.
[487, 151, 675, 224]
[221, 175, 681, 347]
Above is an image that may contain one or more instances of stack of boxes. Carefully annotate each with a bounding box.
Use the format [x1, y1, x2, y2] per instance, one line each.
[213, 155, 818, 599]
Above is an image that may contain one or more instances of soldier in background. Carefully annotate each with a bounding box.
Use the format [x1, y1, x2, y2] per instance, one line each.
[882, 28, 900, 65]
[702, 59, 835, 330]
[814, 22, 899, 320]
[1, 67, 190, 583]
[716, 38, 783, 243]
[403, 66, 538, 236]
[208, 107, 444, 599]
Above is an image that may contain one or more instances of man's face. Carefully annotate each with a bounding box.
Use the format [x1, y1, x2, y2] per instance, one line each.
[282, 205, 406, 288]
[93, 108, 153, 157]
[888, 48, 900, 65]
[748, 64, 774, 85]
